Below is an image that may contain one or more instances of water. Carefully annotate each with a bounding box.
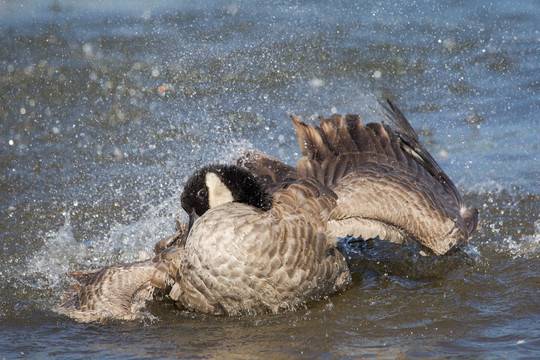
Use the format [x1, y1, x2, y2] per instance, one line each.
[1, 0, 538, 358]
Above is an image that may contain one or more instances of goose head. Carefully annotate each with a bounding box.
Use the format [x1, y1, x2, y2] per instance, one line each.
[181, 164, 273, 233]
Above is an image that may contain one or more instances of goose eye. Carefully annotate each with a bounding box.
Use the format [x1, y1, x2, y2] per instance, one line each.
[197, 188, 207, 199]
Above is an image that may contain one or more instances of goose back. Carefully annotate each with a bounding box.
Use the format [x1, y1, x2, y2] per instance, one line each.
[169, 178, 350, 315]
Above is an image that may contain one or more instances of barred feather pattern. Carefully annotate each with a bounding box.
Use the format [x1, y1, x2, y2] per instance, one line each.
[171, 178, 350, 315]
[56, 100, 479, 322]
[241, 101, 478, 254]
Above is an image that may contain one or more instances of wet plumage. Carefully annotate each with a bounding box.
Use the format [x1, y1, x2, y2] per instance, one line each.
[55, 100, 479, 322]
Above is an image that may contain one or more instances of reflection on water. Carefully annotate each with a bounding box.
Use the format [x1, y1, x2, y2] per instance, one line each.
[1, 0, 539, 358]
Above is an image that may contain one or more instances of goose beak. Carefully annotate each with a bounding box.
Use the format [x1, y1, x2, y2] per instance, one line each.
[186, 211, 199, 237]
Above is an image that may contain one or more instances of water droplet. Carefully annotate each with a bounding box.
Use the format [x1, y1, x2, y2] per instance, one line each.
[308, 78, 324, 89]
[82, 43, 93, 56]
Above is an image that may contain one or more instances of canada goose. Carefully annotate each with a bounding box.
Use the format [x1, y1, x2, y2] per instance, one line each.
[172, 165, 351, 315]
[55, 100, 479, 322]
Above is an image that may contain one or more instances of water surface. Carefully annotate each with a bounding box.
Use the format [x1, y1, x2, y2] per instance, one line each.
[1, 0, 539, 358]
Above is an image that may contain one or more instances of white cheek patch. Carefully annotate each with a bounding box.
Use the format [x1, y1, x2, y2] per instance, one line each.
[205, 172, 234, 209]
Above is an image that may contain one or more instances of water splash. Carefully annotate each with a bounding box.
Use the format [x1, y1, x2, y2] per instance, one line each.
[22, 194, 181, 297]
[500, 220, 540, 259]
[212, 138, 255, 165]
[21, 137, 254, 300]
[25, 213, 85, 290]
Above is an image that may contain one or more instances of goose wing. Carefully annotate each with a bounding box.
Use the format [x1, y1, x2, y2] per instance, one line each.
[55, 261, 166, 322]
[240, 100, 478, 254]
[290, 101, 478, 254]
[379, 100, 479, 236]
[56, 233, 185, 323]
[238, 100, 465, 204]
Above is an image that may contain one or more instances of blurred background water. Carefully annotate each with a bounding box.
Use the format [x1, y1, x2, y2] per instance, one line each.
[0, 0, 538, 358]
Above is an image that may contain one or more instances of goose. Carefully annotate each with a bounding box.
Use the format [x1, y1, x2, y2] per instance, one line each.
[55, 100, 479, 322]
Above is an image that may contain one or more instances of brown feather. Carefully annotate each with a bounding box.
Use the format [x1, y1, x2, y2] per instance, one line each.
[175, 179, 349, 315]
[56, 100, 478, 322]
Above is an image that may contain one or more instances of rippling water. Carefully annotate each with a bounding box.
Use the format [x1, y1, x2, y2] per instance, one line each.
[1, 0, 538, 358]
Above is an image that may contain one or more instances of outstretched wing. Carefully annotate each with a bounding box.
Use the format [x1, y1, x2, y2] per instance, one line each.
[241, 99, 478, 254]
[55, 261, 165, 322]
[56, 241, 185, 323]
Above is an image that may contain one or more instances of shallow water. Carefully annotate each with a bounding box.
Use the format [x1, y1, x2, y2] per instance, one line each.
[1, 0, 539, 358]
